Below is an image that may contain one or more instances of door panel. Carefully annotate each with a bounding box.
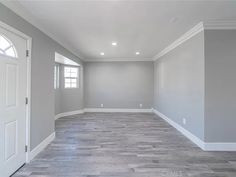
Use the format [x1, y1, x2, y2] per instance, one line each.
[6, 64, 18, 107]
[5, 120, 17, 160]
[0, 25, 27, 177]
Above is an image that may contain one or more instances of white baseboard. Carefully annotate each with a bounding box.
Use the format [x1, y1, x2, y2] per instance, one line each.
[55, 109, 85, 120]
[204, 143, 236, 151]
[54, 108, 236, 151]
[28, 132, 55, 162]
[152, 108, 205, 150]
[84, 108, 153, 113]
[55, 108, 152, 120]
[152, 108, 236, 151]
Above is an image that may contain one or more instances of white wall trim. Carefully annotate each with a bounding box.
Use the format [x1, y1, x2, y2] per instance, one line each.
[2, 2, 236, 63]
[84, 108, 153, 113]
[152, 108, 236, 151]
[55, 109, 85, 120]
[153, 20, 236, 61]
[55, 108, 152, 120]
[204, 143, 236, 151]
[28, 132, 55, 162]
[204, 20, 236, 30]
[152, 22, 204, 61]
[152, 108, 205, 150]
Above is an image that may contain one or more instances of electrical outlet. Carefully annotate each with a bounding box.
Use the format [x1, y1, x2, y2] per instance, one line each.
[139, 104, 143, 108]
[183, 118, 186, 125]
[100, 104, 104, 108]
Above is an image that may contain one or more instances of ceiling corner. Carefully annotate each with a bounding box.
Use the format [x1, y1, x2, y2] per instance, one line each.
[1, 0, 86, 61]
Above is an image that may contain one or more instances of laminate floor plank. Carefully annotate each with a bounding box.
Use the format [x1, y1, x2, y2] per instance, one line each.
[13, 113, 236, 177]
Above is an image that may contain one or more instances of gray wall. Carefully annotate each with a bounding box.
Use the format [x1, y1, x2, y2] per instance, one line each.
[55, 89, 61, 115]
[0, 4, 83, 150]
[153, 32, 205, 140]
[205, 30, 236, 142]
[3, 1, 236, 147]
[84, 61, 154, 109]
[55, 64, 84, 115]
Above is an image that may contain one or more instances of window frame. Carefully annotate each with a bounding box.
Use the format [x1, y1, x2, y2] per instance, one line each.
[0, 34, 18, 58]
[54, 65, 60, 89]
[64, 66, 79, 89]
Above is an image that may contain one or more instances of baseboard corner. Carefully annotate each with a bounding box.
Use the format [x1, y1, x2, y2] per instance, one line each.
[152, 108, 205, 150]
[55, 109, 85, 120]
[84, 108, 153, 113]
[152, 108, 236, 151]
[27, 132, 55, 162]
[203, 142, 236, 151]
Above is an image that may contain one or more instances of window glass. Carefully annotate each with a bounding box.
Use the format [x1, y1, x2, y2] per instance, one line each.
[0, 35, 10, 50]
[0, 35, 17, 58]
[5, 47, 15, 58]
[64, 66, 79, 88]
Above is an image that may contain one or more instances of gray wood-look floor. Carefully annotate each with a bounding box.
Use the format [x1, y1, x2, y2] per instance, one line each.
[13, 113, 236, 177]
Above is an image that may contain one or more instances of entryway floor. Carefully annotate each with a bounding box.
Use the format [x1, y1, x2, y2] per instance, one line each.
[13, 113, 236, 177]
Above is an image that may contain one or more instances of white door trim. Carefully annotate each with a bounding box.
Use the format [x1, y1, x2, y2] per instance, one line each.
[0, 21, 32, 163]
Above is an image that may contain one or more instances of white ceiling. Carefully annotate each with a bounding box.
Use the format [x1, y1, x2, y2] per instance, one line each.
[3, 0, 236, 61]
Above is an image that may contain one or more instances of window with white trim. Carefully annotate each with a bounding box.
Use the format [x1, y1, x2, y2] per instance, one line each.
[0, 34, 17, 58]
[64, 66, 79, 88]
[54, 65, 60, 89]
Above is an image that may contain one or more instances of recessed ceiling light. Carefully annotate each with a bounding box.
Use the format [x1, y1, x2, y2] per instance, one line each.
[135, 52, 140, 55]
[100, 52, 105, 56]
[112, 42, 117, 46]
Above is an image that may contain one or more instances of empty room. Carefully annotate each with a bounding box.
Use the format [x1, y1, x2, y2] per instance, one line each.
[1, 0, 236, 176]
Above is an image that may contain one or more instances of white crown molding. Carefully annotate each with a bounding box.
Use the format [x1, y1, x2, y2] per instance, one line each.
[204, 20, 236, 30]
[85, 58, 153, 62]
[153, 20, 236, 61]
[152, 108, 205, 150]
[4, 1, 235, 63]
[28, 132, 55, 162]
[1, 1, 85, 61]
[55, 108, 152, 120]
[204, 142, 236, 151]
[152, 108, 236, 151]
[152, 22, 204, 61]
[1, 1, 154, 62]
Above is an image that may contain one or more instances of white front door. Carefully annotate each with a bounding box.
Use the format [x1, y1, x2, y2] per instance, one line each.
[0, 26, 27, 177]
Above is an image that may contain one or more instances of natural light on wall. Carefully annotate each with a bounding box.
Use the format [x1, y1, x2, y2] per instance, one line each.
[55, 52, 80, 89]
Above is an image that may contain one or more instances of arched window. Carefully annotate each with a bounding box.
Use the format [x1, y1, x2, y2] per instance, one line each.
[0, 34, 18, 58]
